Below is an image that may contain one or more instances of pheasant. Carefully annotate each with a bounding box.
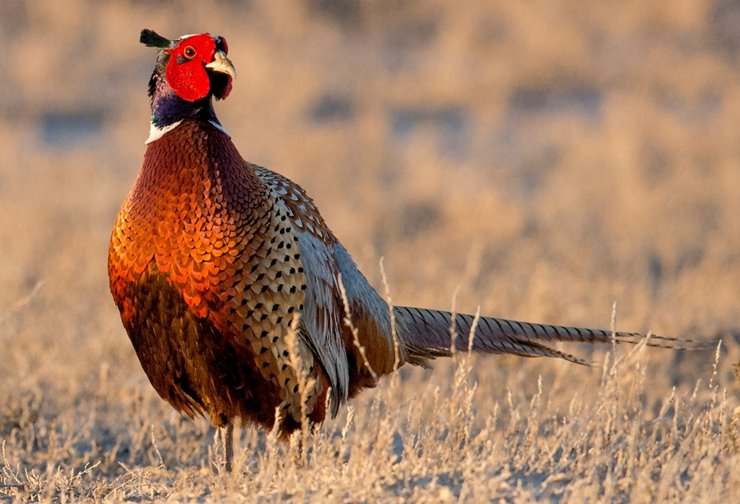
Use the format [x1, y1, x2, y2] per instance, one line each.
[109, 29, 703, 471]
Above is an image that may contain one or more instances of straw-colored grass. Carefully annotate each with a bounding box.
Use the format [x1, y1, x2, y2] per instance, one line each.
[1, 0, 738, 501]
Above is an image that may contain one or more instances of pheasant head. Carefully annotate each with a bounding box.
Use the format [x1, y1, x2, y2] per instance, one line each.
[141, 29, 236, 131]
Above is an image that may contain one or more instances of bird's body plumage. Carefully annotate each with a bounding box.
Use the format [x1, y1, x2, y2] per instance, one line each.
[109, 118, 400, 432]
[109, 30, 700, 445]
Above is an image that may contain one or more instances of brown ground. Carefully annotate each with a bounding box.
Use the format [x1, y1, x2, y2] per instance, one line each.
[0, 0, 738, 501]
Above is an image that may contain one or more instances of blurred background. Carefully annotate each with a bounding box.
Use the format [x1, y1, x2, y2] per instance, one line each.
[0, 0, 738, 401]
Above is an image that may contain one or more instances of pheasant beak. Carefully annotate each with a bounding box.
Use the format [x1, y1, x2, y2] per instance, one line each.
[205, 51, 236, 79]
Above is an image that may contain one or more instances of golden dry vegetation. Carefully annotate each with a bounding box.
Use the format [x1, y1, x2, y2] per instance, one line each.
[0, 0, 739, 501]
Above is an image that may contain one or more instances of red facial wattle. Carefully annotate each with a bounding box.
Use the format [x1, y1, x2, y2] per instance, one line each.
[165, 34, 219, 102]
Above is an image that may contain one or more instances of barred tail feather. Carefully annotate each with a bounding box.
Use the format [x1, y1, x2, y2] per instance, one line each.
[394, 306, 711, 366]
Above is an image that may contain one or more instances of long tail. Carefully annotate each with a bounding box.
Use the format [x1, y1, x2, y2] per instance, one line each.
[394, 306, 711, 366]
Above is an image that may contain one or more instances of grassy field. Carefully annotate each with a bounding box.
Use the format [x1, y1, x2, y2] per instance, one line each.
[1, 0, 738, 501]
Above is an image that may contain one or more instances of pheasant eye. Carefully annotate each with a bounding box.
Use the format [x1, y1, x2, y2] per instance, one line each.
[183, 46, 196, 59]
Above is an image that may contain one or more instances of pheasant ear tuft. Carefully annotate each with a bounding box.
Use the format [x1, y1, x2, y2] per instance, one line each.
[140, 29, 172, 49]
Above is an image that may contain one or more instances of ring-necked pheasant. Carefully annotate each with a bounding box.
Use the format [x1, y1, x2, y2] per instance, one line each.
[109, 30, 705, 471]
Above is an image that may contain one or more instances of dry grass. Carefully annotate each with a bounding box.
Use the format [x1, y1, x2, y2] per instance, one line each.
[0, 0, 738, 501]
